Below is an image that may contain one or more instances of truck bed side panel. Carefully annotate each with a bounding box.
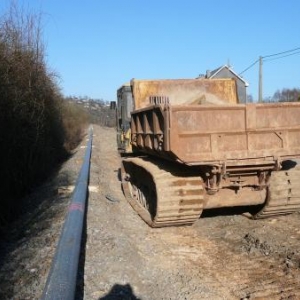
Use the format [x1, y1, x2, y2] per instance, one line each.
[130, 102, 300, 165]
[170, 103, 300, 163]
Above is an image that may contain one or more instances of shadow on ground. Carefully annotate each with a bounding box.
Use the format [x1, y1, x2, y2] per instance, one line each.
[98, 284, 141, 300]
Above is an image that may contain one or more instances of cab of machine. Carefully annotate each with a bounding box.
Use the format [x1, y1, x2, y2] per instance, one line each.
[115, 83, 133, 153]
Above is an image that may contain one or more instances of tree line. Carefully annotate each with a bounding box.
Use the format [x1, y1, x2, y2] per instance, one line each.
[0, 3, 88, 226]
[64, 96, 116, 127]
[272, 88, 300, 102]
[247, 88, 300, 103]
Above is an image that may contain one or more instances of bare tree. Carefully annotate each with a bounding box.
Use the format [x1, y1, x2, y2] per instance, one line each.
[272, 88, 300, 102]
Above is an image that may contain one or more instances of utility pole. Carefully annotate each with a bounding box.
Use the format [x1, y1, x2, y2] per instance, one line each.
[258, 56, 263, 102]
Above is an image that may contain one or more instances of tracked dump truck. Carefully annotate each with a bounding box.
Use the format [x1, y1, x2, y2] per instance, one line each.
[116, 78, 300, 227]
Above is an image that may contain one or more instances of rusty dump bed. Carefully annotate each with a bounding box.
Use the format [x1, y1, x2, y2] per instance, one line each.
[131, 78, 238, 109]
[130, 79, 300, 166]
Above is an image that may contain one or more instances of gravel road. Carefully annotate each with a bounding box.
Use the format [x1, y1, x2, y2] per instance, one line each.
[1, 124, 300, 300]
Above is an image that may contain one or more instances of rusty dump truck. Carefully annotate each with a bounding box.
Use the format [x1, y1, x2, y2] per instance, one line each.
[115, 78, 300, 227]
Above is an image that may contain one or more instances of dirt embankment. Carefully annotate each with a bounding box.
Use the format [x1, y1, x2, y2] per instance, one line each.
[0, 136, 87, 299]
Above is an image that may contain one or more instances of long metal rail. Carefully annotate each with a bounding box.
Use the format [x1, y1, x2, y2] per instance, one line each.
[41, 126, 93, 300]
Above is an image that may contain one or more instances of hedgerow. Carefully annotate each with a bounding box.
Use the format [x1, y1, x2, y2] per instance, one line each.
[0, 3, 88, 226]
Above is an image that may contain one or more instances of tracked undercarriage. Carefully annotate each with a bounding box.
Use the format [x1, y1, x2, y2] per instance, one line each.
[121, 157, 300, 227]
[121, 157, 204, 227]
[254, 167, 300, 218]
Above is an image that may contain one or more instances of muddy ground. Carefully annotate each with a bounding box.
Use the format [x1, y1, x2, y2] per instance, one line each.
[0, 124, 300, 299]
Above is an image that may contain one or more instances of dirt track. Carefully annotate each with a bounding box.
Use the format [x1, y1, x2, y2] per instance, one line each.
[84, 125, 300, 300]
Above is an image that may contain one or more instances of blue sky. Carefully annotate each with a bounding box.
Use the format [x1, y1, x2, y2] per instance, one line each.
[1, 1, 299, 101]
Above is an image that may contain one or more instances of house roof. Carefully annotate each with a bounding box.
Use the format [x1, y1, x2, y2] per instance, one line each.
[207, 65, 249, 87]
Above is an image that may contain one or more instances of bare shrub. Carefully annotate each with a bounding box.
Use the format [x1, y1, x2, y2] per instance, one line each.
[61, 101, 89, 152]
[0, 3, 86, 226]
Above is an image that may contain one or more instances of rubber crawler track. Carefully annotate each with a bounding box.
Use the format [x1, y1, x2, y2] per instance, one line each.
[254, 168, 300, 218]
[121, 157, 204, 227]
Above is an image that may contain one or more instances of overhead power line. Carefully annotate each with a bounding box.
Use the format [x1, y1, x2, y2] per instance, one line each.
[262, 46, 300, 59]
[264, 50, 300, 62]
[239, 59, 259, 75]
[239, 46, 300, 75]
[239, 46, 300, 103]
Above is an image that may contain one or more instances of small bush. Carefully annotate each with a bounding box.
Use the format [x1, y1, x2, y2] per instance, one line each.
[61, 101, 89, 151]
